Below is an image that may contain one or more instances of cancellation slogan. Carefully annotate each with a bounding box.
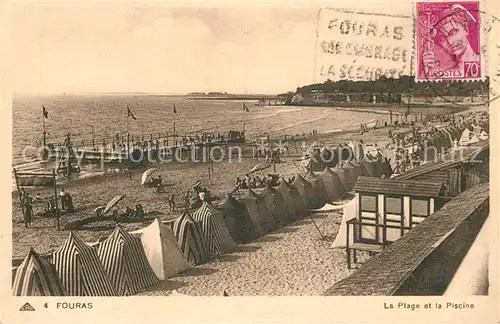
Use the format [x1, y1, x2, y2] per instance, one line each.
[383, 301, 475, 311]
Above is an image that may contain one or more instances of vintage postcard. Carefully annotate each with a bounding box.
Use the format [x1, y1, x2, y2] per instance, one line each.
[0, 0, 498, 323]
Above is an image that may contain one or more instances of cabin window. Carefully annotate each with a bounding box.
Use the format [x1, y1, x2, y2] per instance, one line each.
[385, 197, 402, 214]
[411, 198, 429, 216]
[360, 195, 376, 212]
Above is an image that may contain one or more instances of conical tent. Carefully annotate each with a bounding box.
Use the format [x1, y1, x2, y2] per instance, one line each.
[242, 188, 278, 235]
[130, 218, 190, 280]
[358, 158, 376, 177]
[459, 128, 472, 145]
[331, 197, 358, 248]
[341, 163, 357, 189]
[320, 147, 336, 168]
[259, 183, 292, 225]
[52, 232, 117, 296]
[304, 170, 327, 208]
[348, 160, 364, 179]
[97, 226, 160, 296]
[277, 180, 302, 220]
[218, 194, 256, 244]
[192, 202, 237, 258]
[291, 173, 314, 209]
[13, 248, 66, 296]
[309, 150, 326, 172]
[170, 211, 209, 265]
[319, 167, 345, 201]
[330, 167, 350, 190]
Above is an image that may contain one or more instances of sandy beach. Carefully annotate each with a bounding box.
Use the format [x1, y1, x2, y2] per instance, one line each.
[12, 123, 400, 258]
[139, 212, 370, 296]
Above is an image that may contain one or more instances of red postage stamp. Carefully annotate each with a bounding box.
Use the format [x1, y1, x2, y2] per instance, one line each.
[416, 1, 482, 81]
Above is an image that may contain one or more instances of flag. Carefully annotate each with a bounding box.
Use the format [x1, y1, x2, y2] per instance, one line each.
[42, 106, 48, 118]
[127, 106, 137, 120]
[173, 104, 177, 114]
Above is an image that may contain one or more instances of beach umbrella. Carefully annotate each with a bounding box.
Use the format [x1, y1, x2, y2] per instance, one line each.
[141, 168, 158, 186]
[103, 194, 126, 215]
[249, 162, 271, 174]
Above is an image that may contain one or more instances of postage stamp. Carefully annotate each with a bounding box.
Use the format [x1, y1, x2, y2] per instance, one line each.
[416, 1, 483, 82]
[314, 8, 413, 83]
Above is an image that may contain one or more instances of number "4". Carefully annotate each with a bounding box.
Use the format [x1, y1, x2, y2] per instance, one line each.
[44, 303, 48, 309]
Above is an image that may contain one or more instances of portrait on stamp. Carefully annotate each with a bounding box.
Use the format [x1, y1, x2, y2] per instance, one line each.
[417, 1, 481, 81]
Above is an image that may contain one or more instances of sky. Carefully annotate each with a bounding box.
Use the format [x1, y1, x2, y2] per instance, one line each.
[10, 5, 323, 95]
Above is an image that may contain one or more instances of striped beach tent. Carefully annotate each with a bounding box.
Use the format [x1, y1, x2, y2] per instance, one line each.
[291, 173, 314, 209]
[130, 218, 190, 280]
[330, 167, 350, 190]
[52, 232, 117, 296]
[276, 180, 302, 220]
[192, 202, 236, 258]
[170, 211, 209, 265]
[305, 170, 327, 208]
[12, 248, 66, 296]
[97, 226, 159, 296]
[259, 183, 292, 225]
[319, 167, 345, 201]
[242, 188, 277, 235]
[218, 194, 256, 244]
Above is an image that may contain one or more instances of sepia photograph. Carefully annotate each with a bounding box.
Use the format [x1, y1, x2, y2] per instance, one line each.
[6, 0, 494, 306]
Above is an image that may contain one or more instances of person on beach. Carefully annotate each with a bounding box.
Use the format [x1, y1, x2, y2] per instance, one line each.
[168, 194, 175, 212]
[23, 193, 33, 228]
[66, 193, 74, 214]
[184, 190, 191, 210]
[135, 204, 145, 221]
[59, 189, 67, 210]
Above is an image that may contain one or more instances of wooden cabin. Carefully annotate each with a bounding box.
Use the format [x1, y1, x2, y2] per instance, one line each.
[345, 177, 449, 269]
[394, 140, 489, 197]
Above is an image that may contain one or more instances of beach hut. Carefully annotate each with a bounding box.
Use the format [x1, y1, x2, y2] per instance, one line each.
[242, 188, 278, 235]
[304, 170, 327, 208]
[97, 226, 160, 296]
[192, 202, 237, 258]
[276, 180, 302, 220]
[319, 167, 345, 201]
[52, 232, 117, 296]
[259, 183, 292, 226]
[218, 194, 256, 244]
[170, 211, 209, 265]
[130, 218, 190, 280]
[12, 248, 66, 296]
[350, 177, 447, 247]
[291, 173, 314, 209]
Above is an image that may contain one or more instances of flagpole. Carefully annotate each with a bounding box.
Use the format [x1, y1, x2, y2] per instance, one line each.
[42, 106, 47, 158]
[126, 105, 130, 157]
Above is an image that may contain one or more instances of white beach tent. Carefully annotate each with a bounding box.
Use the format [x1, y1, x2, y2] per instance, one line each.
[479, 130, 489, 140]
[130, 218, 190, 279]
[459, 128, 472, 146]
[308, 203, 345, 213]
[331, 198, 358, 248]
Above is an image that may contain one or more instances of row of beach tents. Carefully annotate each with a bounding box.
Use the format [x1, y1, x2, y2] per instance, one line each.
[12, 153, 392, 297]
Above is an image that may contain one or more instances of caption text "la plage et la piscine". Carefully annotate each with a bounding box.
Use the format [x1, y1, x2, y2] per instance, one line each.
[384, 302, 475, 311]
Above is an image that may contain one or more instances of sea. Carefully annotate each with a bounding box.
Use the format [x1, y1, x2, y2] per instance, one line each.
[12, 94, 394, 167]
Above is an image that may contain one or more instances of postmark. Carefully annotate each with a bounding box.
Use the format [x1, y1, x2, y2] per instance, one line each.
[415, 1, 484, 82]
[314, 8, 414, 83]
